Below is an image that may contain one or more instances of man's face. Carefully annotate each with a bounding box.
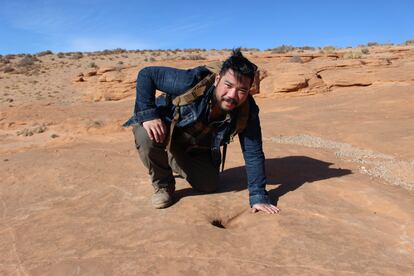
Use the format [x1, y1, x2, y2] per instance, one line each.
[214, 69, 251, 112]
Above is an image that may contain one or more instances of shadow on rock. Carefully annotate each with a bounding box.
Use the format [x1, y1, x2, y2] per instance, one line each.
[264, 156, 352, 205]
[174, 156, 352, 204]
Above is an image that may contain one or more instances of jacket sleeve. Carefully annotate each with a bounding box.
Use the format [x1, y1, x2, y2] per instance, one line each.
[238, 96, 271, 206]
[124, 66, 211, 126]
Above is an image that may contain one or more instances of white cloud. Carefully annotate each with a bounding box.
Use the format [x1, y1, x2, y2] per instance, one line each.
[66, 36, 155, 52]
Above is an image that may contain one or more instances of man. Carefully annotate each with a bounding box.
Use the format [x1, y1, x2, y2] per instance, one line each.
[124, 49, 280, 214]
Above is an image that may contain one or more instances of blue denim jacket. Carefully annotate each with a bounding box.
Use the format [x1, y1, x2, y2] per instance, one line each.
[123, 66, 270, 206]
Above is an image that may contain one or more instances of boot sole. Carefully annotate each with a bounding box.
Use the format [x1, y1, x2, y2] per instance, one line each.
[152, 199, 173, 209]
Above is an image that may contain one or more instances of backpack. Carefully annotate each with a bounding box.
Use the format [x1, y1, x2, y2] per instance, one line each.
[167, 61, 261, 171]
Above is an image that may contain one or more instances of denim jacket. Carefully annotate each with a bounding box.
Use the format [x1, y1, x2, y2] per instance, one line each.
[123, 66, 270, 206]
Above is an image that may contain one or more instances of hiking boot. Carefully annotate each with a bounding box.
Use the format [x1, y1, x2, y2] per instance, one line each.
[151, 186, 175, 209]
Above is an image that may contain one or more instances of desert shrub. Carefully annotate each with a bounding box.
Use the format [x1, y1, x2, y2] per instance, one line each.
[0, 56, 10, 64]
[5, 54, 16, 60]
[289, 56, 303, 63]
[162, 56, 177, 61]
[241, 47, 260, 52]
[322, 46, 336, 53]
[70, 52, 83, 59]
[57, 52, 65, 58]
[117, 61, 124, 65]
[181, 55, 207, 60]
[361, 48, 370, 54]
[113, 48, 127, 54]
[367, 42, 378, 47]
[101, 48, 127, 55]
[297, 46, 315, 51]
[37, 50, 53, 56]
[343, 51, 362, 59]
[268, 45, 295, 54]
[3, 66, 15, 73]
[182, 48, 205, 52]
[88, 62, 98, 68]
[17, 55, 39, 67]
[404, 39, 414, 45]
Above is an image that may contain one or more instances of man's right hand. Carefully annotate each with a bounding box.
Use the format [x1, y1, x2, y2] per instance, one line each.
[142, 119, 167, 143]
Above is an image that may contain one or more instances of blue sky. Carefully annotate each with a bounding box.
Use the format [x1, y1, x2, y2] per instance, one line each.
[1, 0, 413, 54]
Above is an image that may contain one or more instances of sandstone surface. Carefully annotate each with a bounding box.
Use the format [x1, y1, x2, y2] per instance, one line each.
[1, 46, 413, 275]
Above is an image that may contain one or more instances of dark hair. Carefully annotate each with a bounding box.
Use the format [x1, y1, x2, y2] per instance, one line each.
[219, 48, 257, 85]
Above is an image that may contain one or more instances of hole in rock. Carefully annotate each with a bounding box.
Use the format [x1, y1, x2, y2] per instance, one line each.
[211, 219, 226, 229]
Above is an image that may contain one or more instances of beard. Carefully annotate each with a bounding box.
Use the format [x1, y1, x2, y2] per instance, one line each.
[219, 96, 238, 111]
[212, 93, 239, 112]
[222, 96, 238, 106]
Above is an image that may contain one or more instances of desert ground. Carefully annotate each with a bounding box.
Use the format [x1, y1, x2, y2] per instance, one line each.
[1, 45, 414, 275]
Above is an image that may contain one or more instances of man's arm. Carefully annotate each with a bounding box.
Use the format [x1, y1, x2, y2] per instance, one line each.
[126, 66, 210, 142]
[238, 96, 280, 214]
[133, 66, 210, 123]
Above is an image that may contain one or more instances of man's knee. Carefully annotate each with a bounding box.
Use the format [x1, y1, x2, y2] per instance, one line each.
[132, 125, 166, 153]
[189, 170, 219, 193]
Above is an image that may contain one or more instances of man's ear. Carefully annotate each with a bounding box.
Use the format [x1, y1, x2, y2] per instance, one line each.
[214, 74, 221, 87]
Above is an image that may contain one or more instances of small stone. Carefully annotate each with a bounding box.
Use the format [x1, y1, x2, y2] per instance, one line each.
[98, 67, 116, 74]
[74, 76, 85, 82]
[86, 70, 97, 77]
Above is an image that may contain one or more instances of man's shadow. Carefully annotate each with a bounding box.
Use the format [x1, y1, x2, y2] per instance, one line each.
[174, 156, 352, 204]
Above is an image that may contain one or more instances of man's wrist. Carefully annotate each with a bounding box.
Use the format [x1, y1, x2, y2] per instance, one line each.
[249, 194, 271, 207]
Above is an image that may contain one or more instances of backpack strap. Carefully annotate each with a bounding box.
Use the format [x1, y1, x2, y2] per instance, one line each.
[221, 144, 227, 172]
[172, 73, 216, 106]
[166, 62, 258, 165]
[220, 99, 250, 171]
[166, 72, 216, 150]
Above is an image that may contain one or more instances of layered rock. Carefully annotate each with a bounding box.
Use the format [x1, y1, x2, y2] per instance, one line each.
[74, 66, 138, 101]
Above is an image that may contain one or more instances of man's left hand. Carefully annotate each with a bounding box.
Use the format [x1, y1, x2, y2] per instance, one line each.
[251, 203, 280, 214]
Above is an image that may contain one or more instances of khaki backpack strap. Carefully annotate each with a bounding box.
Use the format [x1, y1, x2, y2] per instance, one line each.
[172, 73, 216, 106]
[205, 61, 223, 74]
[166, 71, 216, 150]
[166, 108, 180, 151]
